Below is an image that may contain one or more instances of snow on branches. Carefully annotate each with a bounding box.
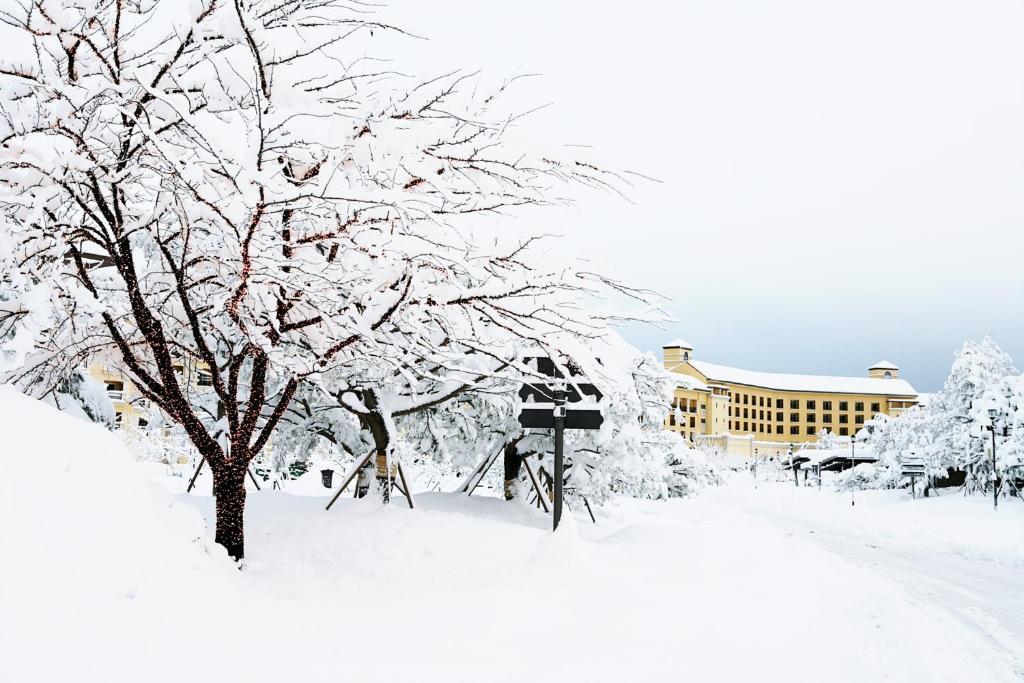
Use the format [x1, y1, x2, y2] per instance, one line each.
[0, 0, 659, 556]
[865, 336, 1022, 489]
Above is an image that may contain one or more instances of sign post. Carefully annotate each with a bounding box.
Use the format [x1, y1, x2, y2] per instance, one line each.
[552, 385, 566, 531]
[516, 358, 603, 532]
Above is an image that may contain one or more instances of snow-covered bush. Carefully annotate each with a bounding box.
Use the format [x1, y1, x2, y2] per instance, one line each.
[816, 428, 839, 450]
[666, 443, 721, 497]
[833, 463, 888, 491]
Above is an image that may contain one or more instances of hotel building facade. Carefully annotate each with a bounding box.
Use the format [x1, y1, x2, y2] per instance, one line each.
[662, 339, 918, 457]
[88, 360, 214, 430]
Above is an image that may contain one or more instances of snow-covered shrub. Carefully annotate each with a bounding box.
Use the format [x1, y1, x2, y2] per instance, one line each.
[816, 428, 839, 450]
[667, 444, 721, 497]
[48, 368, 116, 429]
[833, 463, 889, 491]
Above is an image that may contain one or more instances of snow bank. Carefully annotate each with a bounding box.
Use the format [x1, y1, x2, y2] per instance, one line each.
[0, 387, 235, 680]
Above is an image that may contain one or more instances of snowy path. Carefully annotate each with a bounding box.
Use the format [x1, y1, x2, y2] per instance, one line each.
[711, 479, 1024, 677]
[10, 448, 1024, 682]
[172, 489, 1023, 682]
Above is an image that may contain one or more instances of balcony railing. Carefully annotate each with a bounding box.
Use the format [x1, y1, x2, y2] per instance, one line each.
[107, 390, 124, 401]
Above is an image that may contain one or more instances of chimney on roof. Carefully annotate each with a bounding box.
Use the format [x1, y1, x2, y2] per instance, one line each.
[663, 338, 694, 371]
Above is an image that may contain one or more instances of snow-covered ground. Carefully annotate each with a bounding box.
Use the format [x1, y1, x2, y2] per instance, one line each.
[4, 390, 1023, 682]
[718, 471, 1024, 673]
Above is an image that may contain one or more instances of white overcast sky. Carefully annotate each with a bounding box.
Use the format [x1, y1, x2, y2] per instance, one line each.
[13, 1, 1016, 391]
[382, 0, 1024, 391]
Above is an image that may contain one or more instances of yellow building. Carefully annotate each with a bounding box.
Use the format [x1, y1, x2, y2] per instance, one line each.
[662, 339, 918, 457]
[88, 360, 214, 430]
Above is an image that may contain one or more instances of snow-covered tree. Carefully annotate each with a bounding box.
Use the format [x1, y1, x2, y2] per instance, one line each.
[933, 337, 1018, 475]
[816, 428, 838, 450]
[0, 0, 642, 559]
[865, 336, 1020, 493]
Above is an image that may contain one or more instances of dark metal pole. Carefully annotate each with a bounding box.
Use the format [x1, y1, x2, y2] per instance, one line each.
[186, 456, 205, 493]
[992, 426, 998, 511]
[851, 435, 856, 507]
[553, 385, 566, 531]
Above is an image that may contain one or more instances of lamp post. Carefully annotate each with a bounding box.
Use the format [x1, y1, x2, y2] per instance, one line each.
[985, 407, 1000, 511]
[753, 447, 759, 490]
[850, 431, 856, 507]
[787, 444, 796, 488]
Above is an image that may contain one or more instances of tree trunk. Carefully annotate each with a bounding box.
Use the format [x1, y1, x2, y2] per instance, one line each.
[357, 392, 392, 502]
[212, 463, 248, 561]
[503, 441, 523, 501]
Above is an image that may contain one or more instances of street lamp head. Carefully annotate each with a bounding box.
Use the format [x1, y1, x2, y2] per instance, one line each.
[988, 407, 999, 420]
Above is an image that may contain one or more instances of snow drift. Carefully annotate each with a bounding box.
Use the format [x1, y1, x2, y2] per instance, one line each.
[0, 386, 234, 679]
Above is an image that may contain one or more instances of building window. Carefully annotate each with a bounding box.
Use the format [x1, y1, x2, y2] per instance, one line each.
[669, 414, 676, 426]
[855, 402, 864, 412]
[823, 401, 832, 411]
[807, 413, 816, 422]
[776, 412, 783, 421]
[106, 381, 125, 402]
[789, 413, 799, 422]
[839, 414, 848, 424]
[198, 371, 213, 387]
[728, 406, 732, 417]
[690, 417, 696, 428]
[743, 422, 748, 431]
[806, 426, 816, 435]
[138, 418, 148, 428]
[767, 411, 773, 421]
[884, 370, 892, 378]
[790, 426, 799, 435]
[759, 424, 764, 433]
[743, 408, 748, 418]
[839, 401, 848, 411]
[806, 400, 816, 410]
[743, 395, 749, 404]
[775, 398, 783, 409]
[839, 427, 849, 436]
[855, 415, 864, 425]
[759, 396, 765, 407]
[759, 410, 764, 420]
[823, 414, 833, 424]
[871, 402, 880, 413]
[114, 411, 124, 429]
[790, 399, 799, 409]
[775, 425, 783, 434]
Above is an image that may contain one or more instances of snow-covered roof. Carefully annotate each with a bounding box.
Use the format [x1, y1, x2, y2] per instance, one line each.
[688, 360, 917, 396]
[663, 338, 693, 349]
[869, 360, 899, 370]
[674, 375, 709, 392]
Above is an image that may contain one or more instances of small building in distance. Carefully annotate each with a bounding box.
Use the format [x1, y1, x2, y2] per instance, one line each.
[662, 339, 918, 457]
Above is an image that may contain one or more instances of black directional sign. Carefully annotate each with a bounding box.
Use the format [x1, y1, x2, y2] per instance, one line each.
[517, 356, 605, 431]
[518, 357, 603, 405]
[518, 407, 603, 430]
[518, 382, 602, 404]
